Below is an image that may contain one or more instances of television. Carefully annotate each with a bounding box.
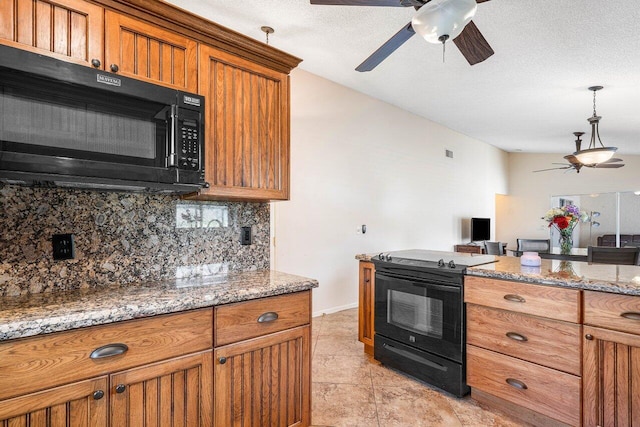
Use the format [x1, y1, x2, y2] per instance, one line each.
[471, 217, 490, 241]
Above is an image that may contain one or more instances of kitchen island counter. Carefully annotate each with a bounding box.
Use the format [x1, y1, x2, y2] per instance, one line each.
[0, 269, 318, 341]
[467, 255, 640, 296]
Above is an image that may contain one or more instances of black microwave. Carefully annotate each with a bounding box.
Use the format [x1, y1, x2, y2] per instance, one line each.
[0, 44, 206, 194]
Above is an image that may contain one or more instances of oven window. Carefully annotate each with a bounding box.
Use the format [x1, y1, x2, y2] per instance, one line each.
[387, 289, 443, 338]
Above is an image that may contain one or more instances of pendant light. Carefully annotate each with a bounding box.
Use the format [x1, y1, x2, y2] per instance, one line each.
[573, 86, 617, 165]
[411, 0, 477, 61]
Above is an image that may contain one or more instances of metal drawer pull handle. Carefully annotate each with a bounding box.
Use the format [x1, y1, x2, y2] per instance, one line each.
[620, 312, 640, 320]
[90, 343, 129, 359]
[93, 390, 104, 400]
[503, 294, 526, 303]
[506, 378, 528, 390]
[257, 312, 279, 323]
[115, 384, 126, 394]
[506, 332, 528, 342]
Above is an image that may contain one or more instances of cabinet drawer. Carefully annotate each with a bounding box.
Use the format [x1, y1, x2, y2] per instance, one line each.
[0, 309, 212, 400]
[467, 345, 581, 426]
[464, 276, 581, 323]
[215, 291, 310, 347]
[467, 304, 582, 375]
[584, 290, 640, 334]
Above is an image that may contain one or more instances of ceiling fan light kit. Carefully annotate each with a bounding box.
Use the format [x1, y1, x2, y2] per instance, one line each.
[573, 86, 617, 165]
[411, 0, 477, 44]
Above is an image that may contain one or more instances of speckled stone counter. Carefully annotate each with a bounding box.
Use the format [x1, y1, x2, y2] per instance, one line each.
[0, 269, 318, 341]
[467, 256, 640, 296]
[356, 252, 640, 296]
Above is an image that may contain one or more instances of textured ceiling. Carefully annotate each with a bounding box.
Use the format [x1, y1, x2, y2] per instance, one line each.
[169, 0, 640, 155]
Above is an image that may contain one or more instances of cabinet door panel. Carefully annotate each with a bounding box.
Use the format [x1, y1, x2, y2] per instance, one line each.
[583, 325, 640, 427]
[0, 0, 103, 66]
[110, 351, 213, 427]
[0, 377, 107, 427]
[358, 261, 375, 350]
[104, 11, 197, 92]
[214, 326, 310, 427]
[197, 44, 289, 201]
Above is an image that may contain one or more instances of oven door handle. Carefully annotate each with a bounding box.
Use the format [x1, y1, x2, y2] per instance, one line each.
[382, 343, 448, 372]
[376, 273, 461, 293]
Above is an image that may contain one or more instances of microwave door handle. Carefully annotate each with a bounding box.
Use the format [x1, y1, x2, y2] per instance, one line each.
[167, 104, 178, 168]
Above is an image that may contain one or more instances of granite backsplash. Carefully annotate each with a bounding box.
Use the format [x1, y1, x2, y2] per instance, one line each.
[0, 185, 270, 296]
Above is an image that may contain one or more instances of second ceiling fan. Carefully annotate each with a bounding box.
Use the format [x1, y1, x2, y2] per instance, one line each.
[534, 132, 625, 173]
[310, 0, 494, 71]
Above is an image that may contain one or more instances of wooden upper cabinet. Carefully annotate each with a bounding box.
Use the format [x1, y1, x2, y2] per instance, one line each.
[104, 11, 197, 92]
[0, 0, 103, 67]
[195, 44, 290, 201]
[0, 377, 108, 426]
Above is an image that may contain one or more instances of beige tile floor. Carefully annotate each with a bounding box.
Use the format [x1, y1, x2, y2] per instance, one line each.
[310, 308, 528, 427]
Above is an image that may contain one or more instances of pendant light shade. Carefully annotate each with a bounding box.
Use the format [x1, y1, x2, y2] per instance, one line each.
[573, 86, 617, 165]
[411, 0, 477, 44]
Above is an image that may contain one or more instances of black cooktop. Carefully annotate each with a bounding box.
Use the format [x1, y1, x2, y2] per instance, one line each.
[372, 249, 498, 273]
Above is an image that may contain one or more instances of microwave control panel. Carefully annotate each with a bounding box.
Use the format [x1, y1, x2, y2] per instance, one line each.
[178, 118, 200, 171]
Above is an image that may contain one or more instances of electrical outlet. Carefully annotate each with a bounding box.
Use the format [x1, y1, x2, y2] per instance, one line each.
[240, 227, 252, 245]
[52, 233, 75, 260]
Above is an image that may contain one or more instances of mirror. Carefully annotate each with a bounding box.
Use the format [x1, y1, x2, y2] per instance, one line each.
[551, 191, 640, 248]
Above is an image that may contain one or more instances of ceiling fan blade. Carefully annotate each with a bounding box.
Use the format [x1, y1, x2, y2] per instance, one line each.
[452, 20, 494, 65]
[476, 0, 491, 3]
[602, 158, 624, 163]
[533, 166, 572, 173]
[310, 0, 415, 6]
[563, 154, 581, 165]
[591, 163, 625, 169]
[356, 22, 415, 72]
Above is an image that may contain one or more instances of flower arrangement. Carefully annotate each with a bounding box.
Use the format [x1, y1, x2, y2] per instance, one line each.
[542, 205, 588, 254]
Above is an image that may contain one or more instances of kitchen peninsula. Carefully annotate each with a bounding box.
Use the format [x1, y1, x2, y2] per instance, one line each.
[357, 252, 640, 426]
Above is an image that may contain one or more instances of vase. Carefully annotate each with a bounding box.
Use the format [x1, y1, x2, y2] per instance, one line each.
[559, 232, 573, 255]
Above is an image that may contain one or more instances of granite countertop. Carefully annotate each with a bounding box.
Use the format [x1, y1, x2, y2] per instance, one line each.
[467, 256, 640, 296]
[0, 269, 318, 341]
[356, 251, 640, 296]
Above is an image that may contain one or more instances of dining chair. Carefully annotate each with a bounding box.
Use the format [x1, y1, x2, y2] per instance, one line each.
[587, 246, 640, 265]
[516, 239, 551, 253]
[484, 241, 503, 255]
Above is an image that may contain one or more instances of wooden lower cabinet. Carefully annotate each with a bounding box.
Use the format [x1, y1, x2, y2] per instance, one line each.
[213, 326, 311, 427]
[358, 261, 375, 354]
[110, 351, 213, 426]
[583, 326, 640, 426]
[0, 377, 108, 426]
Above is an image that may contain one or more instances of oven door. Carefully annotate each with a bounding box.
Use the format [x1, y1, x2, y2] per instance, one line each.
[375, 272, 463, 362]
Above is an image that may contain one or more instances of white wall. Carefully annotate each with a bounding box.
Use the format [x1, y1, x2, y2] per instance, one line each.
[272, 69, 509, 315]
[497, 153, 640, 249]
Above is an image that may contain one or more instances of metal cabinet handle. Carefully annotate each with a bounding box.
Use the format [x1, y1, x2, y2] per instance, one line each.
[93, 390, 104, 400]
[110, 64, 119, 72]
[503, 294, 526, 303]
[219, 357, 227, 364]
[115, 384, 126, 394]
[257, 312, 279, 323]
[585, 334, 594, 340]
[90, 58, 101, 68]
[621, 312, 640, 320]
[90, 343, 128, 359]
[506, 332, 528, 342]
[506, 378, 528, 390]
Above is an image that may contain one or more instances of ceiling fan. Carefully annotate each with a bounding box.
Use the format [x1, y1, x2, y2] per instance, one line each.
[310, 0, 494, 72]
[534, 132, 625, 173]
